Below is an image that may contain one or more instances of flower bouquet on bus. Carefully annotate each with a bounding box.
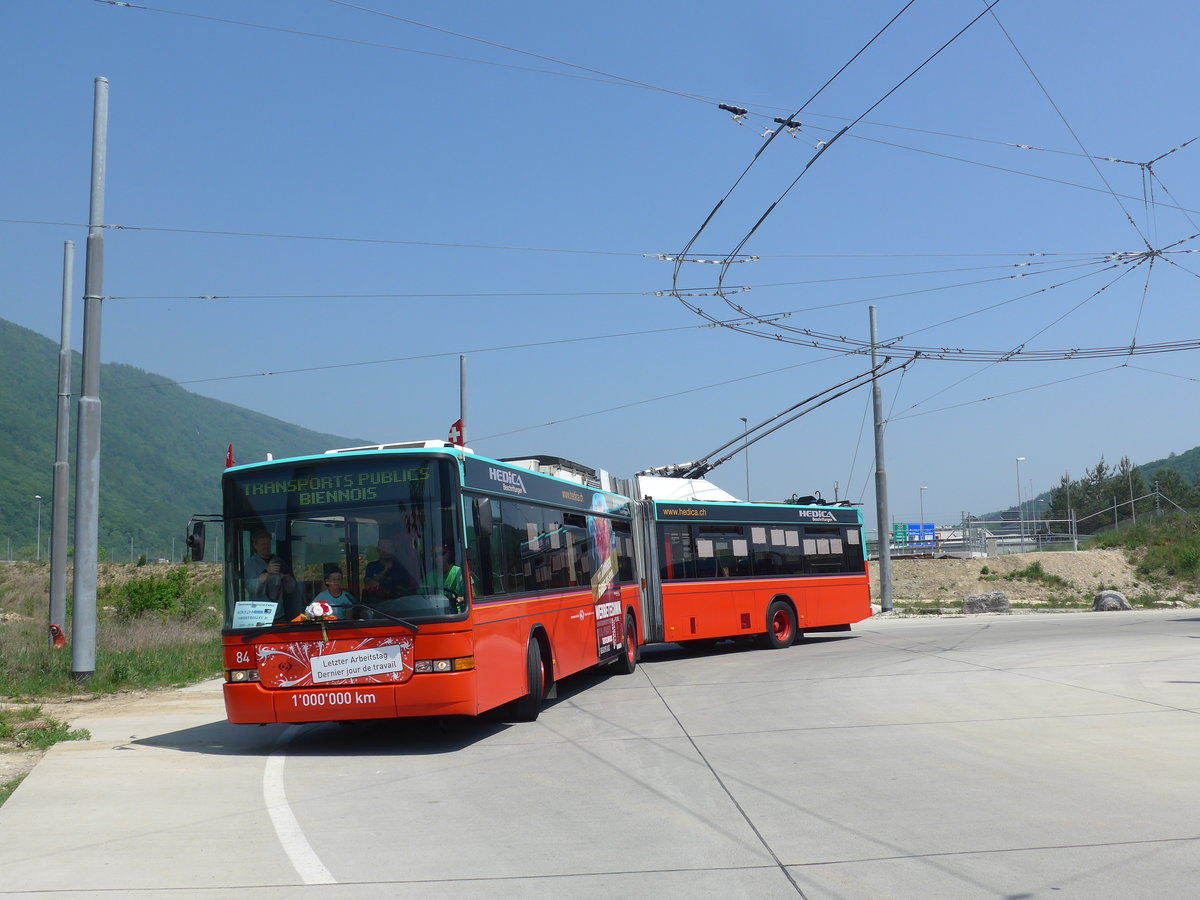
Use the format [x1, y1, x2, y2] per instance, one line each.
[292, 600, 337, 640]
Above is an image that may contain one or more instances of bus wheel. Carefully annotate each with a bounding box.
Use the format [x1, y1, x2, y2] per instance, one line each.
[763, 600, 796, 649]
[613, 614, 638, 675]
[514, 638, 546, 721]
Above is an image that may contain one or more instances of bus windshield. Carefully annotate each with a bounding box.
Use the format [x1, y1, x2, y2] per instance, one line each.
[222, 456, 464, 630]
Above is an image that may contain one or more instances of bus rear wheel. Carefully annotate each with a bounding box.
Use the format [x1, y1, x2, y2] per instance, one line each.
[613, 614, 638, 675]
[763, 600, 796, 649]
[514, 638, 546, 721]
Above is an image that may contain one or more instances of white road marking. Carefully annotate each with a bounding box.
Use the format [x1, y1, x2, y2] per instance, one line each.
[262, 725, 336, 885]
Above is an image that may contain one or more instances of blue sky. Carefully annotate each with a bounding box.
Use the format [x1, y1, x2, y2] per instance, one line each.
[3, 0, 1198, 535]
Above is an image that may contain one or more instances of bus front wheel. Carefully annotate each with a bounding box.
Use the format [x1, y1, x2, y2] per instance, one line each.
[514, 638, 546, 721]
[763, 600, 796, 649]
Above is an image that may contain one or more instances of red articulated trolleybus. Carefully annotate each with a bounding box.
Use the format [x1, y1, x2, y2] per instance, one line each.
[188, 440, 870, 725]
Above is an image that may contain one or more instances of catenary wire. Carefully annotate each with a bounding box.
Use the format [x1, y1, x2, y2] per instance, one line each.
[892, 259, 1148, 417]
[322, 0, 716, 104]
[475, 352, 854, 442]
[706, 0, 1007, 303]
[889, 364, 1127, 422]
[95, 0, 1200, 234]
[93, 0, 716, 103]
[102, 255, 1104, 302]
[985, 5, 1152, 251]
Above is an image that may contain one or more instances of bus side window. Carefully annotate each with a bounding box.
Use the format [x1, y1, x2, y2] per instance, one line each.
[803, 527, 847, 574]
[771, 527, 804, 576]
[659, 524, 695, 581]
[612, 519, 636, 582]
[693, 534, 717, 579]
[844, 526, 865, 568]
[468, 497, 501, 597]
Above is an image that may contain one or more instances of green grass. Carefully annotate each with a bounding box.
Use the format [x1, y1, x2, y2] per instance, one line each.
[1090, 512, 1200, 581]
[0, 617, 222, 700]
[1002, 560, 1071, 589]
[0, 774, 26, 806]
[0, 706, 91, 750]
[0, 570, 221, 808]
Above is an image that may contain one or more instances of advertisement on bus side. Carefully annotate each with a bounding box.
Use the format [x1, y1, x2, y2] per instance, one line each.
[589, 493, 624, 660]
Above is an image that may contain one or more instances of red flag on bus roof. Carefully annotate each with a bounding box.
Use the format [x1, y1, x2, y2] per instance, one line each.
[225, 444, 234, 468]
[447, 419, 464, 446]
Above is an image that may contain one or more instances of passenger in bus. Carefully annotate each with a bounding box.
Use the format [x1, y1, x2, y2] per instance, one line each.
[245, 529, 300, 611]
[364, 538, 410, 597]
[421, 544, 467, 609]
[312, 569, 355, 618]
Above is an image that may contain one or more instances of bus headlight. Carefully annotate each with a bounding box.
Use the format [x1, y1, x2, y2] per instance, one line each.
[225, 669, 261, 683]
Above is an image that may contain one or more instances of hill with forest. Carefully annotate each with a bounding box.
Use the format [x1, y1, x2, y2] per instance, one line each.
[1139, 446, 1200, 487]
[0, 317, 367, 562]
[981, 451, 1200, 532]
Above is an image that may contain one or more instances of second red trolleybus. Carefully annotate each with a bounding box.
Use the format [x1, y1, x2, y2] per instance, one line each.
[191, 440, 870, 725]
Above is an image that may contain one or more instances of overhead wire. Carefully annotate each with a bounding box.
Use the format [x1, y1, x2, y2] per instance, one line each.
[321, 0, 716, 105]
[79, 0, 1200, 421]
[985, 4, 1152, 252]
[3, 217, 1132, 261]
[100, 254, 1104, 303]
[776, 125, 1200, 218]
[96, 318, 775, 393]
[475, 352, 854, 442]
[93, 0, 716, 102]
[892, 258, 1149, 417]
[705, 0, 1007, 300]
[669, 0, 922, 292]
[95, 0, 1200, 196]
[889, 364, 1127, 422]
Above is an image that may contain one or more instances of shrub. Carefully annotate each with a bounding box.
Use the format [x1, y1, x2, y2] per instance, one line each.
[1004, 561, 1069, 589]
[99, 567, 217, 620]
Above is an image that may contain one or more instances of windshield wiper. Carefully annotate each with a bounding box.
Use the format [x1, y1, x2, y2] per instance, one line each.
[349, 604, 420, 633]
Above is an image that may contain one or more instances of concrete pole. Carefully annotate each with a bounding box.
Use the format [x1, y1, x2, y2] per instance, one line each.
[49, 241, 74, 646]
[1015, 457, 1025, 553]
[739, 417, 750, 500]
[70, 76, 108, 682]
[49, 241, 74, 648]
[459, 355, 467, 445]
[869, 306, 892, 612]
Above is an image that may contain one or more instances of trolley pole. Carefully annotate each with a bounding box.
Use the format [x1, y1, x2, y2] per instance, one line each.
[870, 306, 893, 612]
[49, 241, 74, 647]
[71, 76, 108, 682]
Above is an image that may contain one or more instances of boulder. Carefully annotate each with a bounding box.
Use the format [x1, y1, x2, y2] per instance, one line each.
[1093, 590, 1132, 611]
[963, 591, 1010, 614]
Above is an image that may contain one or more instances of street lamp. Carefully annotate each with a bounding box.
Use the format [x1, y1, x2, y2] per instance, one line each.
[34, 495, 43, 562]
[739, 417, 750, 500]
[919, 486, 928, 545]
[1015, 457, 1026, 552]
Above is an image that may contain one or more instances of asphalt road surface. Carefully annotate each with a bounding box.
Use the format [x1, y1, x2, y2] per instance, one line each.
[1, 610, 1198, 899]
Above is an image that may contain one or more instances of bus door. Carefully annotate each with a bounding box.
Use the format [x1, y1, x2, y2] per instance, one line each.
[630, 498, 664, 643]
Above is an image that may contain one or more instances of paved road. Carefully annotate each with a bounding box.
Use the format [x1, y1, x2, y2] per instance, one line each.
[1, 610, 1198, 898]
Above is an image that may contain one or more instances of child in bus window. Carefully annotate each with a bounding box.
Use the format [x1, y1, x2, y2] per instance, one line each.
[312, 569, 355, 618]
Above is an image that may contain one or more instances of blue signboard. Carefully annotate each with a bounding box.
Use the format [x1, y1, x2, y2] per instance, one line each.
[906, 523, 936, 546]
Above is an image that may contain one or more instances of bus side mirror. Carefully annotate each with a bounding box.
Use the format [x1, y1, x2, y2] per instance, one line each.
[474, 497, 493, 533]
[186, 520, 206, 561]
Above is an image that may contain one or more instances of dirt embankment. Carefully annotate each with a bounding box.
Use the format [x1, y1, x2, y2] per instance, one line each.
[870, 548, 1198, 606]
